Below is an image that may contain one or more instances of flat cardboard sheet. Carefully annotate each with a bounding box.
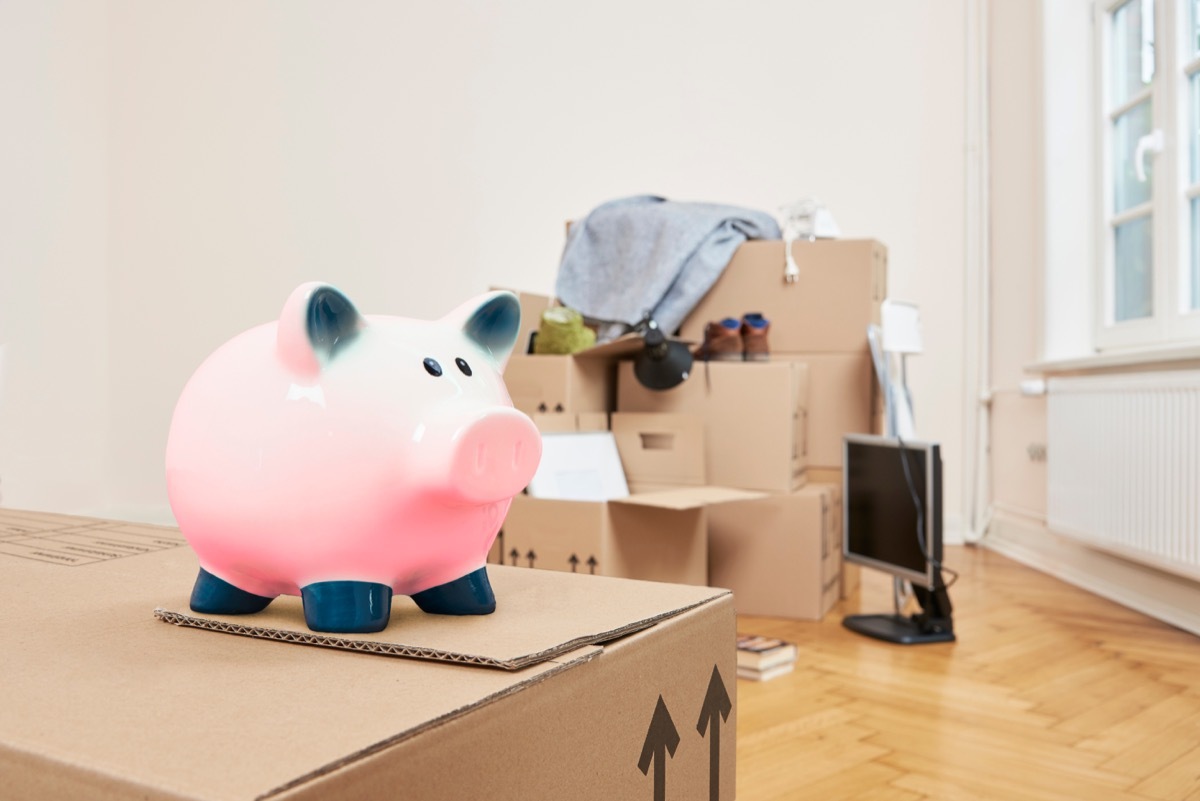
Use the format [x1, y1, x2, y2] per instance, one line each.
[155, 562, 721, 669]
[0, 507, 731, 800]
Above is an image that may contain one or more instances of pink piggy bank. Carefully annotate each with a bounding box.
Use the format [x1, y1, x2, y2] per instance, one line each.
[165, 282, 541, 633]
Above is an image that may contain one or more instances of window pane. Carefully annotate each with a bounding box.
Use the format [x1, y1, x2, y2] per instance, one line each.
[1112, 0, 1155, 107]
[1193, 75, 1200, 184]
[1113, 101, 1153, 212]
[1114, 215, 1153, 322]
[1192, 199, 1200, 310]
[1193, 0, 1200, 57]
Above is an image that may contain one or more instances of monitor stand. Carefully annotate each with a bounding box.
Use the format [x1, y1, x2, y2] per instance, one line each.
[843, 575, 955, 645]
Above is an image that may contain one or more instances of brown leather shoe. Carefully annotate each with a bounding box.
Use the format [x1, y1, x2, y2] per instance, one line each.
[741, 313, 770, 361]
[695, 318, 743, 361]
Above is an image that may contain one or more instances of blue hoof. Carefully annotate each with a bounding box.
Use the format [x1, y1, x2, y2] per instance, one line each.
[411, 567, 496, 616]
[300, 581, 392, 633]
[190, 568, 274, 615]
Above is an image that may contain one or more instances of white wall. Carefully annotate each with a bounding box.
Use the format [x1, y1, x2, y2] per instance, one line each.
[3, 0, 970, 528]
[0, 1, 111, 512]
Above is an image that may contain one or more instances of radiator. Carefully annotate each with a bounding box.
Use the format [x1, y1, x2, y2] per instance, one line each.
[1047, 371, 1200, 581]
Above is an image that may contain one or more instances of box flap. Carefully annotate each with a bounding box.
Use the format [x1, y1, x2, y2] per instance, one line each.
[572, 333, 646, 359]
[611, 486, 764, 511]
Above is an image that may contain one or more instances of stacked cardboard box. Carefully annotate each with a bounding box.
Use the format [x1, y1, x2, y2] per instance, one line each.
[490, 410, 759, 587]
[496, 239, 884, 615]
[616, 238, 887, 618]
[678, 238, 886, 477]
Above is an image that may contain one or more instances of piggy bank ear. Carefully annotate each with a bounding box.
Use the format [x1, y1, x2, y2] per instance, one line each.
[443, 291, 521, 370]
[277, 282, 363, 375]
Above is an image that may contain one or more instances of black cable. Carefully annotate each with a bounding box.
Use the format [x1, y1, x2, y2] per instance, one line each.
[896, 436, 959, 590]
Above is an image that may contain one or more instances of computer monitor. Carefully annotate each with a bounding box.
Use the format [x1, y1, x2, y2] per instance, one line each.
[842, 433, 955, 645]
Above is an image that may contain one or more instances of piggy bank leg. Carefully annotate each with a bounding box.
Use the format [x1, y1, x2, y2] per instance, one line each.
[411, 567, 496, 616]
[190, 568, 275, 615]
[300, 581, 393, 633]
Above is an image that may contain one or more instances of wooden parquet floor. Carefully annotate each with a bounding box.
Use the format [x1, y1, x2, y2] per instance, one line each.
[735, 544, 1200, 801]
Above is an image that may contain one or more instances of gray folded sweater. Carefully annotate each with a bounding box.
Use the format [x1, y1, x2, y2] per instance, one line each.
[555, 195, 781, 338]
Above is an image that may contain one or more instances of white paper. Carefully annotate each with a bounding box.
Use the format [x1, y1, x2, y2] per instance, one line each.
[526, 432, 630, 502]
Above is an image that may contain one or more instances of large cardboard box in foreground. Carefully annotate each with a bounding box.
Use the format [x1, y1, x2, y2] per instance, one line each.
[678, 239, 887, 353]
[617, 360, 809, 493]
[0, 509, 737, 801]
[708, 484, 843, 620]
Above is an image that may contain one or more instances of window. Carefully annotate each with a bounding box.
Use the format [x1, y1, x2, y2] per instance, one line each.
[1096, 0, 1200, 348]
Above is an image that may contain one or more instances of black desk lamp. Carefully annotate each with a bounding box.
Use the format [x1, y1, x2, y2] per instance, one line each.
[633, 317, 693, 390]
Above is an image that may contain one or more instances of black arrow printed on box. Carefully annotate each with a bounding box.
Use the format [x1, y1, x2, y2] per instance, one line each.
[697, 666, 732, 801]
[508, 548, 519, 566]
[587, 555, 597, 574]
[638, 696, 679, 801]
[568, 554, 579, 572]
[525, 549, 536, 568]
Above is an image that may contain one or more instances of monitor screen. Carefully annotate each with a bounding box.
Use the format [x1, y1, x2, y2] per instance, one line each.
[843, 434, 942, 589]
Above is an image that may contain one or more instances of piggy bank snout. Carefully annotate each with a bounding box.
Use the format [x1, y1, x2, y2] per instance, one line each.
[449, 409, 542, 504]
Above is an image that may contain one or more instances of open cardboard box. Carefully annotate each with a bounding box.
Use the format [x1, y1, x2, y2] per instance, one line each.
[617, 360, 809, 494]
[493, 412, 760, 586]
[707, 483, 844, 620]
[0, 508, 737, 801]
[495, 485, 758, 587]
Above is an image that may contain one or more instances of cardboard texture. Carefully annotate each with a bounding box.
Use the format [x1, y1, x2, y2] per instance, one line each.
[707, 484, 843, 620]
[493, 487, 761, 586]
[611, 412, 706, 493]
[678, 239, 887, 353]
[502, 332, 649, 417]
[617, 360, 809, 493]
[529, 410, 608, 433]
[807, 467, 843, 485]
[776, 352, 875, 469]
[0, 508, 736, 801]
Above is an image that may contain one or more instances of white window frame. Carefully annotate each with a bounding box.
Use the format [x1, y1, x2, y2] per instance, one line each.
[1094, 0, 1200, 351]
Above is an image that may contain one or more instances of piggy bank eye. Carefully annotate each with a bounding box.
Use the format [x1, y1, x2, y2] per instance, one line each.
[455, 357, 472, 377]
[423, 358, 443, 377]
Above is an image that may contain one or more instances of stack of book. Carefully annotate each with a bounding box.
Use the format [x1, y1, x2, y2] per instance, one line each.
[736, 633, 798, 681]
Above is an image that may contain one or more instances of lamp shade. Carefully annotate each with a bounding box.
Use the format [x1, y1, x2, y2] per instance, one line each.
[634, 326, 693, 390]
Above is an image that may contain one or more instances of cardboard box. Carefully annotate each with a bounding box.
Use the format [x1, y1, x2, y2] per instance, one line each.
[492, 486, 758, 586]
[0, 508, 737, 801]
[529, 411, 608, 433]
[707, 484, 842, 620]
[617, 360, 809, 493]
[678, 239, 887, 353]
[777, 352, 875, 469]
[611, 412, 705, 494]
[807, 467, 843, 485]
[503, 335, 643, 417]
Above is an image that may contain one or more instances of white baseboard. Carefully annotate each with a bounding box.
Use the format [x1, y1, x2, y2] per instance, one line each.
[984, 513, 1200, 637]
